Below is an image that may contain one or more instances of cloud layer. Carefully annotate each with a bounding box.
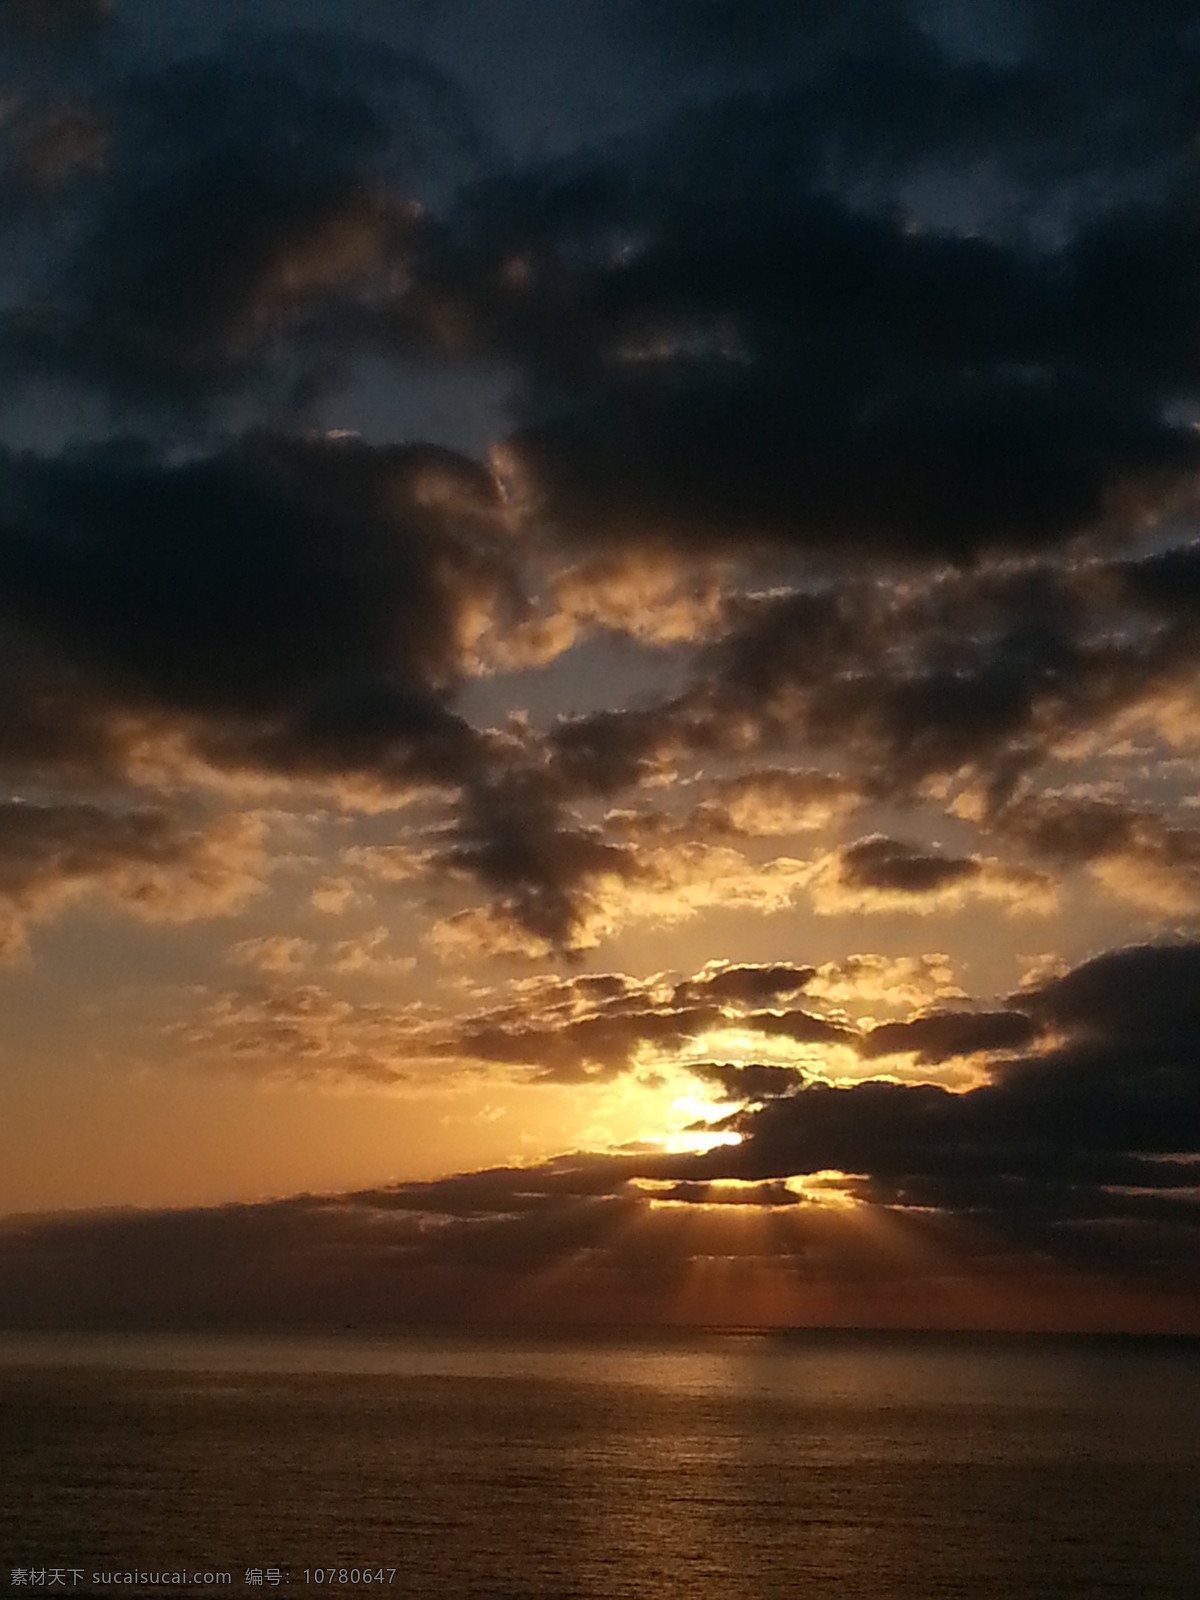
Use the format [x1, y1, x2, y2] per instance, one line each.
[0, 0, 1198, 1332]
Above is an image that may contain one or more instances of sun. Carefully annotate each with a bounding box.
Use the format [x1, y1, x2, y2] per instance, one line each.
[657, 1087, 744, 1155]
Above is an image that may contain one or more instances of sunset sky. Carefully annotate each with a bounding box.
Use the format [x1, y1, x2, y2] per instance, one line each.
[0, 0, 1198, 1332]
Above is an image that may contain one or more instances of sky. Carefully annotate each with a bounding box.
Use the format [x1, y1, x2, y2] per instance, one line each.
[0, 0, 1197, 1332]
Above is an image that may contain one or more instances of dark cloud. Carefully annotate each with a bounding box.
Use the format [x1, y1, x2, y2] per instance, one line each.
[546, 700, 721, 798]
[628, 0, 860, 61]
[646, 1178, 802, 1207]
[39, 159, 404, 404]
[0, 433, 507, 791]
[837, 836, 981, 896]
[5, 32, 482, 407]
[690, 1061, 807, 1102]
[1117, 538, 1200, 613]
[6, 2, 1197, 566]
[438, 962, 844, 1081]
[1013, 941, 1200, 1043]
[637, 0, 1199, 205]
[546, 544, 1200, 817]
[425, 741, 851, 956]
[860, 1010, 1038, 1064]
[672, 962, 815, 1008]
[0, 103, 107, 200]
[507, 359, 1195, 564]
[456, 1003, 721, 1082]
[177, 942, 1031, 1090]
[422, 523, 1200, 947]
[738, 1008, 853, 1047]
[693, 943, 1200, 1258]
[433, 536, 1200, 942]
[414, 48, 1199, 564]
[988, 793, 1200, 912]
[0, 0, 111, 51]
[713, 1047, 1200, 1224]
[439, 766, 642, 951]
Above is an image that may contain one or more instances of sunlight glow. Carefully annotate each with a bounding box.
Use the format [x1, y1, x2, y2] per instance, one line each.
[654, 1089, 744, 1154]
[784, 1171, 863, 1208]
[661, 1127, 744, 1155]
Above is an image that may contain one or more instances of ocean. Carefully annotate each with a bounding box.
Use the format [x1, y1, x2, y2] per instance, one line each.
[0, 1330, 1197, 1599]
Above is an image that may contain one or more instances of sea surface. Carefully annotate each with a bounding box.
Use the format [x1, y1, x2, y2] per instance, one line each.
[0, 1330, 1197, 1599]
